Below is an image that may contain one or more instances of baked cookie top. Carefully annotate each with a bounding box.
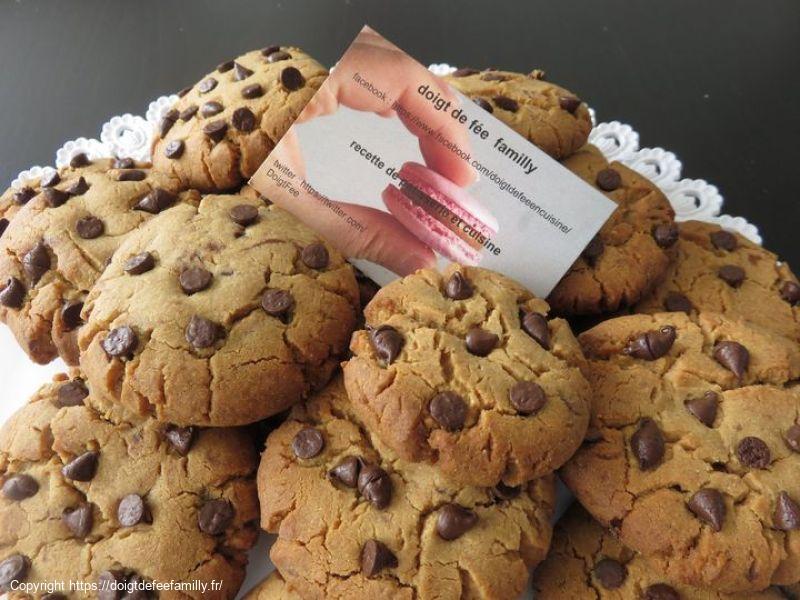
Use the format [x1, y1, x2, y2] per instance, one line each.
[258, 377, 556, 600]
[636, 220, 800, 341]
[79, 194, 359, 427]
[152, 46, 327, 192]
[547, 145, 677, 315]
[444, 68, 591, 160]
[560, 312, 800, 593]
[0, 372, 259, 599]
[343, 264, 591, 487]
[244, 572, 300, 599]
[0, 158, 186, 366]
[532, 504, 788, 600]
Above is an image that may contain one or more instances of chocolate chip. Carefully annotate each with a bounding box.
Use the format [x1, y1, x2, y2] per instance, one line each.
[493, 96, 519, 112]
[736, 436, 771, 469]
[117, 169, 147, 182]
[369, 325, 404, 365]
[713, 341, 749, 379]
[280, 66, 305, 91]
[234, 62, 253, 81]
[482, 72, 508, 82]
[593, 558, 627, 589]
[58, 380, 88, 407]
[135, 188, 177, 214]
[492, 482, 521, 501]
[718, 264, 745, 287]
[301, 242, 329, 270]
[62, 503, 93, 537]
[229, 204, 259, 226]
[179, 105, 199, 121]
[69, 153, 90, 168]
[266, 50, 291, 63]
[75, 216, 105, 239]
[177, 85, 192, 98]
[2, 474, 38, 500]
[159, 109, 178, 136]
[644, 583, 680, 600]
[444, 271, 473, 299]
[261, 45, 281, 56]
[185, 315, 221, 349]
[61, 451, 99, 481]
[687, 488, 726, 531]
[357, 275, 380, 307]
[0, 218, 7, 238]
[664, 291, 693, 313]
[164, 140, 185, 159]
[102, 326, 138, 358]
[42, 188, 69, 207]
[198, 498, 234, 535]
[118, 494, 151, 527]
[113, 157, 135, 170]
[60, 300, 83, 331]
[624, 326, 676, 360]
[466, 327, 498, 356]
[97, 570, 126, 600]
[292, 427, 324, 459]
[509, 380, 547, 415]
[41, 171, 60, 188]
[217, 60, 234, 73]
[474, 97, 493, 113]
[164, 425, 196, 455]
[358, 464, 392, 509]
[685, 391, 718, 427]
[780, 281, 800, 305]
[261, 289, 294, 319]
[124, 252, 155, 275]
[179, 267, 213, 295]
[13, 186, 36, 205]
[203, 120, 227, 143]
[0, 277, 25, 308]
[199, 101, 223, 118]
[786, 424, 800, 453]
[22, 241, 50, 283]
[241, 83, 264, 99]
[436, 504, 477, 540]
[774, 491, 800, 531]
[710, 230, 737, 252]
[198, 77, 218, 94]
[630, 418, 665, 470]
[429, 391, 467, 431]
[652, 223, 679, 248]
[521, 311, 550, 349]
[361, 539, 397, 577]
[328, 456, 361, 488]
[66, 176, 90, 196]
[559, 96, 581, 114]
[596, 168, 622, 191]
[0, 554, 30, 590]
[582, 235, 605, 265]
[41, 594, 66, 600]
[231, 107, 256, 132]
[452, 67, 479, 77]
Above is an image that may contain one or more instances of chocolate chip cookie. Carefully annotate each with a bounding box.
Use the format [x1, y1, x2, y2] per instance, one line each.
[258, 377, 556, 600]
[532, 504, 788, 599]
[152, 46, 327, 192]
[343, 264, 591, 487]
[0, 158, 187, 365]
[244, 572, 300, 599]
[79, 194, 359, 427]
[546, 145, 677, 315]
[0, 372, 259, 598]
[561, 312, 800, 593]
[636, 220, 800, 342]
[445, 68, 592, 160]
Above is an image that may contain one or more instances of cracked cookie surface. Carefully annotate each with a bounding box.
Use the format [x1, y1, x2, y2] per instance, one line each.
[0, 159, 186, 365]
[79, 194, 359, 427]
[0, 372, 259, 599]
[444, 68, 591, 160]
[532, 504, 788, 599]
[560, 312, 800, 593]
[636, 220, 800, 342]
[152, 46, 327, 192]
[257, 377, 556, 600]
[547, 145, 677, 315]
[344, 264, 591, 487]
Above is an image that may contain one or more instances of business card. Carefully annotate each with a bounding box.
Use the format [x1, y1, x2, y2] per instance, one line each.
[250, 26, 615, 297]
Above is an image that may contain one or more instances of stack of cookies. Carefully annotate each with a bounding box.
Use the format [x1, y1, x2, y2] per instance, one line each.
[0, 48, 797, 600]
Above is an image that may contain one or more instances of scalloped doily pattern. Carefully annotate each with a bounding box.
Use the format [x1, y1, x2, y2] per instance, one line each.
[9, 65, 759, 244]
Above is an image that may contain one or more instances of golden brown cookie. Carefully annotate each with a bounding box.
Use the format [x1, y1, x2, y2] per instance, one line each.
[244, 572, 301, 599]
[444, 68, 591, 160]
[0, 373, 259, 599]
[0, 158, 188, 365]
[344, 264, 591, 487]
[258, 377, 556, 600]
[636, 220, 800, 341]
[532, 504, 788, 599]
[561, 312, 800, 593]
[79, 194, 359, 427]
[547, 145, 677, 315]
[152, 46, 327, 192]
